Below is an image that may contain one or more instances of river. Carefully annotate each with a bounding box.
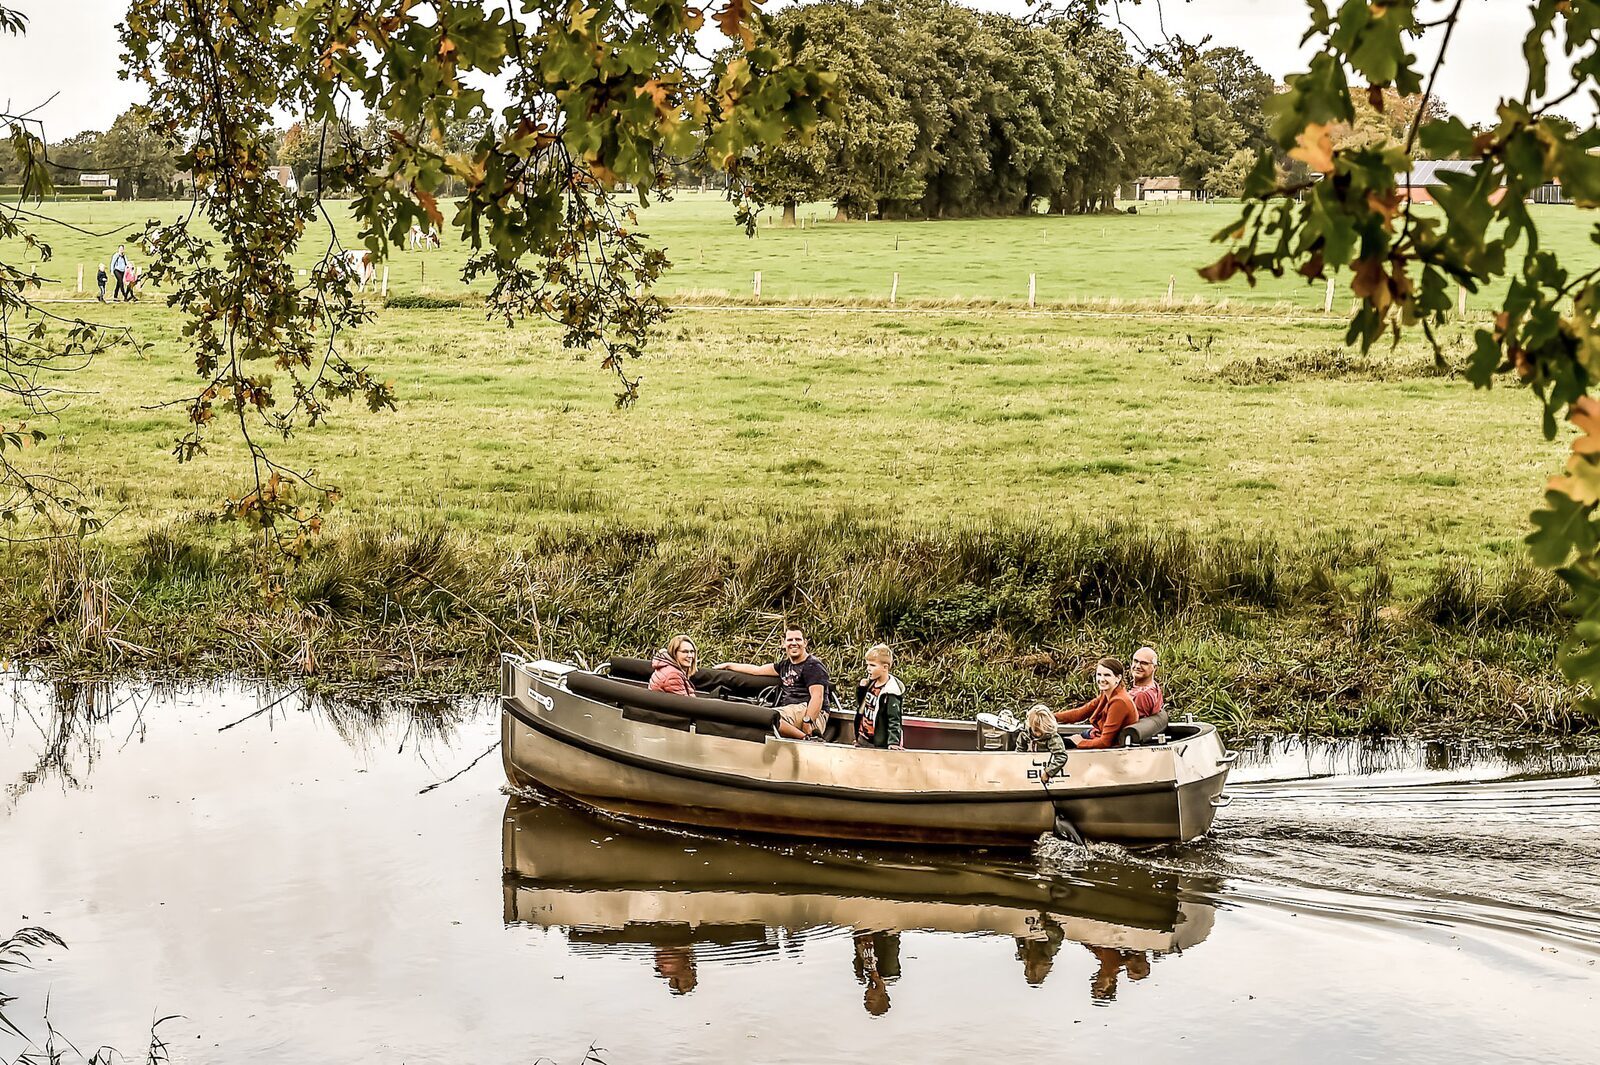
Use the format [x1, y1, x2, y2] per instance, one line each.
[2, 676, 1596, 1063]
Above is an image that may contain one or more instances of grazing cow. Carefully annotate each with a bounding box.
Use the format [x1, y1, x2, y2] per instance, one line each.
[335, 249, 378, 292]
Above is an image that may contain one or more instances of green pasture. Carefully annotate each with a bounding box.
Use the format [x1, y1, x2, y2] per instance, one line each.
[12, 298, 1562, 587]
[0, 194, 1586, 584]
[16, 192, 1600, 309]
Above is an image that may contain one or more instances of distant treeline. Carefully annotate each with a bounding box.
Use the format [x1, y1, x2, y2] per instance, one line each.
[735, 0, 1448, 222]
[4, 0, 1447, 208]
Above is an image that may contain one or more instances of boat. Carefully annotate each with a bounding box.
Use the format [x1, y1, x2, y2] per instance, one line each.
[500, 653, 1234, 847]
[501, 793, 1218, 998]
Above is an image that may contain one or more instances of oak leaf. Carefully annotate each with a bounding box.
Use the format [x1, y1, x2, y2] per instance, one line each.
[714, 0, 756, 51]
[1289, 122, 1335, 175]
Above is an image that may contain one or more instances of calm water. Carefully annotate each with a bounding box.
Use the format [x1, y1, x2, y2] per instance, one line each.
[2, 677, 1597, 1063]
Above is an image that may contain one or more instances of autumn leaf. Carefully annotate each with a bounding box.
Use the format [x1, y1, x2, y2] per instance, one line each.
[714, 0, 756, 51]
[416, 187, 443, 228]
[636, 78, 673, 118]
[1351, 256, 1392, 314]
[1198, 251, 1246, 284]
[1289, 122, 1335, 175]
[1569, 396, 1600, 455]
[1549, 397, 1600, 504]
[1366, 189, 1402, 225]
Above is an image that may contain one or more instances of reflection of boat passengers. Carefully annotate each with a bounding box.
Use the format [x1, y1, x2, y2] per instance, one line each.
[1086, 945, 1151, 1002]
[854, 644, 905, 749]
[653, 944, 698, 995]
[648, 635, 699, 696]
[1053, 657, 1139, 749]
[715, 625, 831, 740]
[853, 930, 901, 1016]
[1014, 912, 1067, 986]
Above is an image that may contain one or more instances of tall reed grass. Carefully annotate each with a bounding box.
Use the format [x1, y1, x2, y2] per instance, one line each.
[0, 516, 1581, 734]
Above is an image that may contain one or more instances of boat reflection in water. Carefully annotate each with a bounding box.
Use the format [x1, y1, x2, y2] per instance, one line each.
[502, 794, 1217, 1011]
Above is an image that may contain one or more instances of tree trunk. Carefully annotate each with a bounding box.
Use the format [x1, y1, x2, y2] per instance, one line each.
[781, 198, 798, 228]
[834, 205, 849, 222]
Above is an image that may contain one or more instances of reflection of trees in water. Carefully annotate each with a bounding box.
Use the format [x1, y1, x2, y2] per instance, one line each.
[1, 674, 480, 807]
[1235, 734, 1599, 779]
[2, 677, 162, 808]
[310, 692, 479, 757]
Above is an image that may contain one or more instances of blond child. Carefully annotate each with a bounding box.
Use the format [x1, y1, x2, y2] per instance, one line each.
[854, 643, 904, 749]
[1020, 704, 1068, 782]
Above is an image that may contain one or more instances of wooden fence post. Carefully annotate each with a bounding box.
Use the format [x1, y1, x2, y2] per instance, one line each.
[381, 266, 389, 298]
[1165, 275, 1175, 307]
[77, 264, 83, 293]
[1457, 284, 1466, 317]
[1028, 273, 1036, 309]
[1324, 276, 1335, 314]
[753, 270, 761, 298]
[891, 272, 899, 304]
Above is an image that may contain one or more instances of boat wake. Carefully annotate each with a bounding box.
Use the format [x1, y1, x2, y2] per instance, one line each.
[1047, 763, 1600, 968]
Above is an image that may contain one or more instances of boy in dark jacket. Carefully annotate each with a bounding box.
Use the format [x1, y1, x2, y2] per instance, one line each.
[96, 263, 108, 301]
[854, 643, 904, 749]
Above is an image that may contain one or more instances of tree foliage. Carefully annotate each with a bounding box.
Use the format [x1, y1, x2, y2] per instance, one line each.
[743, 0, 1160, 218]
[0, 8, 130, 538]
[5, 0, 827, 587]
[1198, 0, 1600, 705]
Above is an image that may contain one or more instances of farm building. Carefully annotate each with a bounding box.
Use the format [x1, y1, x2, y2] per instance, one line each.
[1136, 176, 1197, 201]
[1398, 160, 1508, 205]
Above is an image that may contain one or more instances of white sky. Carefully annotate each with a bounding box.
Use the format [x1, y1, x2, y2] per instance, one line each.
[0, 0, 1593, 139]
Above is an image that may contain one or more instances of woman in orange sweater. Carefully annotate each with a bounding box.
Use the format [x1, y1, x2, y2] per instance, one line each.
[1054, 657, 1138, 749]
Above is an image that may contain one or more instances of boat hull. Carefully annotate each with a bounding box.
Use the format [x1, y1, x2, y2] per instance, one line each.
[501, 656, 1230, 847]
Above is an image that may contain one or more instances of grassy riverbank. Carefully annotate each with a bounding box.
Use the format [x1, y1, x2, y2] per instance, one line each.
[0, 516, 1580, 736]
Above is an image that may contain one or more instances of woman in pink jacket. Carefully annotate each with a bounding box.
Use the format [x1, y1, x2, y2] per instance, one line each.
[648, 634, 699, 696]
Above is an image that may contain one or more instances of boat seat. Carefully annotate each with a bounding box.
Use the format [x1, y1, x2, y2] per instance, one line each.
[622, 705, 693, 732]
[1117, 711, 1170, 747]
[569, 670, 779, 732]
[607, 656, 778, 700]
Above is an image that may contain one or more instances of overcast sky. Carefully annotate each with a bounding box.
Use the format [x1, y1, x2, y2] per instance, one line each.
[0, 0, 1592, 139]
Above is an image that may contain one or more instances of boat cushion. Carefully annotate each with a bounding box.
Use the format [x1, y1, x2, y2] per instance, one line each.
[608, 657, 779, 700]
[570, 670, 780, 730]
[1117, 711, 1169, 747]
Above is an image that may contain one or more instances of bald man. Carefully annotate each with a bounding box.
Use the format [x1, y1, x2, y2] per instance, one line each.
[1129, 646, 1164, 718]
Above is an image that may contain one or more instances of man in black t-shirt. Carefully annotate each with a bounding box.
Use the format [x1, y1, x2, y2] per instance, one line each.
[714, 626, 831, 739]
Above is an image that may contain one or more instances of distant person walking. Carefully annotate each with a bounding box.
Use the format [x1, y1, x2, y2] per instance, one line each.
[123, 260, 140, 301]
[95, 263, 107, 302]
[110, 245, 129, 301]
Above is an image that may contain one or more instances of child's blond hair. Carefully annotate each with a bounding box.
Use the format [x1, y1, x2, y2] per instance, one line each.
[1026, 705, 1056, 736]
[865, 643, 894, 667]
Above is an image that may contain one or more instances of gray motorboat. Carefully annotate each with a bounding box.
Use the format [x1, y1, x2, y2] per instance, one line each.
[500, 654, 1233, 847]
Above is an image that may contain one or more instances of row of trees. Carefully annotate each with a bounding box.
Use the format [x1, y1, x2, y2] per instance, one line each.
[738, 0, 1283, 220]
[738, 0, 1454, 221]
[0, 104, 179, 197]
[0, 107, 493, 199]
